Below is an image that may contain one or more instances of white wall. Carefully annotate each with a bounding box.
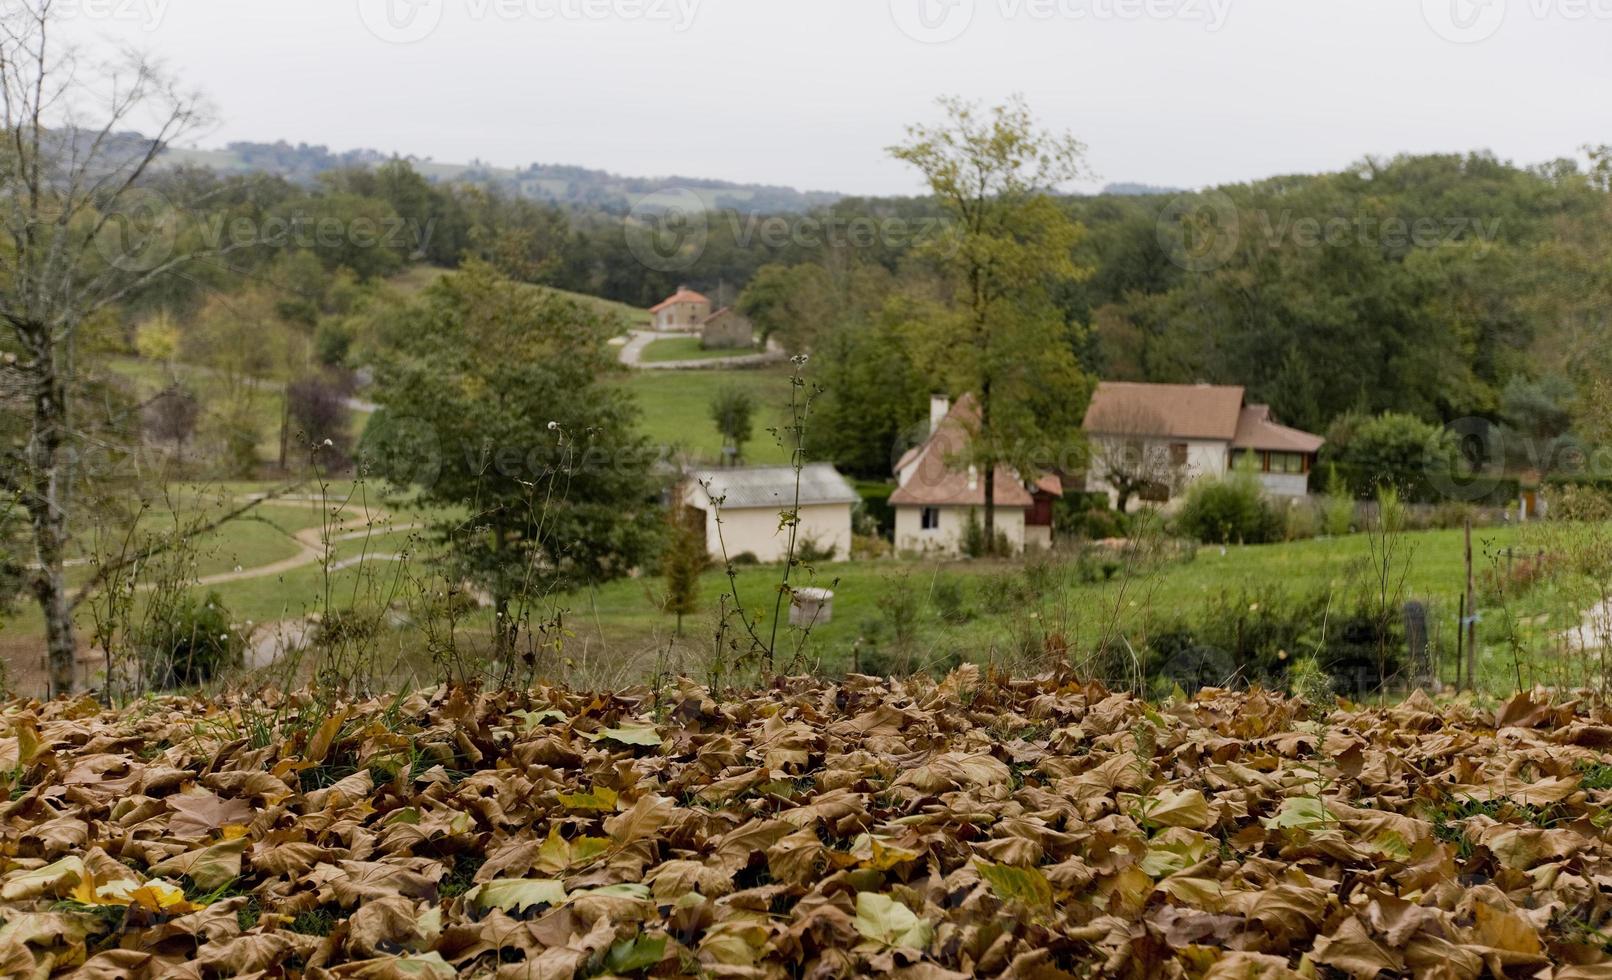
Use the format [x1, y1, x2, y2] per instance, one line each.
[697, 501, 852, 564]
[1085, 436, 1230, 510]
[1259, 473, 1311, 499]
[894, 505, 1026, 556]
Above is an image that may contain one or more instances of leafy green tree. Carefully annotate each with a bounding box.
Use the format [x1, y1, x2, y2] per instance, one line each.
[709, 387, 756, 465]
[361, 263, 659, 648]
[1322, 412, 1457, 501]
[889, 95, 1095, 539]
[660, 506, 708, 636]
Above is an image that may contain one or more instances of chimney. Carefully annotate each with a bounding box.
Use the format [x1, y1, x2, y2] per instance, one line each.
[930, 394, 951, 435]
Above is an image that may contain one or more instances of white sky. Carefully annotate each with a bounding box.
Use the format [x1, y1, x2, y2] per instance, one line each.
[54, 0, 1612, 196]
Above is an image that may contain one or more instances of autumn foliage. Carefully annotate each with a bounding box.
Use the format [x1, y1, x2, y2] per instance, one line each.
[1, 675, 1611, 977]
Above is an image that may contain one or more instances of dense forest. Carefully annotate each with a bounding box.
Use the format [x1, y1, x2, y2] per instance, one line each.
[87, 142, 1612, 491]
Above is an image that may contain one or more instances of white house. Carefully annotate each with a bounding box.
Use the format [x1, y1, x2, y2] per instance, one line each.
[649, 286, 712, 332]
[889, 394, 1061, 556]
[1082, 382, 1325, 510]
[679, 464, 858, 563]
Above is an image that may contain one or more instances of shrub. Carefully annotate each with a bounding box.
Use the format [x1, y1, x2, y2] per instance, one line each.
[851, 534, 892, 560]
[136, 591, 243, 689]
[1281, 500, 1320, 542]
[1322, 411, 1457, 502]
[931, 576, 973, 625]
[1174, 471, 1281, 545]
[1055, 494, 1131, 541]
[796, 536, 838, 564]
[961, 509, 1013, 558]
[1144, 587, 1404, 698]
[1318, 466, 1356, 536]
[1430, 500, 1478, 530]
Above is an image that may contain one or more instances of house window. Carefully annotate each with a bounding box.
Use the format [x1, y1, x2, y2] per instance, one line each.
[921, 508, 941, 531]
[1269, 452, 1306, 475]
[1170, 443, 1189, 467]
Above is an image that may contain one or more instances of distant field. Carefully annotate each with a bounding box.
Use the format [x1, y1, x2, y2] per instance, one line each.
[557, 523, 1531, 680]
[617, 366, 797, 465]
[387, 266, 652, 330]
[638, 336, 756, 364]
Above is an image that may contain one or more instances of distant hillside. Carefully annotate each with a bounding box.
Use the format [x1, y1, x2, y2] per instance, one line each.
[1100, 181, 1186, 197]
[161, 141, 843, 214]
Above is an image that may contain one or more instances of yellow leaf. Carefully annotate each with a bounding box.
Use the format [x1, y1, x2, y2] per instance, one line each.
[556, 785, 619, 811]
[306, 710, 349, 765]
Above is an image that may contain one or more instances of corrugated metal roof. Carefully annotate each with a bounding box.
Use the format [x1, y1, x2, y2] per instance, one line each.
[689, 463, 859, 509]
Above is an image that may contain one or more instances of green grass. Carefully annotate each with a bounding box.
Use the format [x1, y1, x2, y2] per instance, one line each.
[555, 523, 1529, 677]
[387, 266, 652, 331]
[616, 367, 797, 465]
[638, 337, 756, 364]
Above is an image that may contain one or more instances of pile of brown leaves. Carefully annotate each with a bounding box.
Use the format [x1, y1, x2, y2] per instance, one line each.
[3, 670, 1612, 978]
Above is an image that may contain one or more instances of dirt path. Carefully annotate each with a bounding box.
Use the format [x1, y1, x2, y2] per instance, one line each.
[617, 330, 786, 371]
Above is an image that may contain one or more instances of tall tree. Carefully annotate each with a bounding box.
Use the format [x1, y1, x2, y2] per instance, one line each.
[0, 2, 225, 694]
[889, 95, 1094, 539]
[709, 387, 755, 466]
[361, 263, 660, 654]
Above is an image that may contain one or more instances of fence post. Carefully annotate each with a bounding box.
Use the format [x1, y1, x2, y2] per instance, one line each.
[1464, 517, 1477, 693]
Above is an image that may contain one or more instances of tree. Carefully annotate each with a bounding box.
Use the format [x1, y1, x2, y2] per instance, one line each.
[1084, 403, 1185, 514]
[660, 505, 708, 637]
[1322, 412, 1457, 501]
[889, 95, 1095, 541]
[709, 386, 756, 465]
[134, 313, 181, 372]
[361, 263, 659, 653]
[144, 383, 200, 458]
[286, 373, 352, 469]
[184, 288, 293, 476]
[0, 3, 228, 694]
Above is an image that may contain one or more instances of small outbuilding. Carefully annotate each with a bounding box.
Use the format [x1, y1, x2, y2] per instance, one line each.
[700, 307, 755, 350]
[679, 464, 858, 564]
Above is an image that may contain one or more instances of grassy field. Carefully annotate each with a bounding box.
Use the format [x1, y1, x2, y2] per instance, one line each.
[1, 474, 1573, 700]
[638, 336, 757, 363]
[552, 523, 1529, 678]
[616, 366, 797, 465]
[387, 266, 652, 330]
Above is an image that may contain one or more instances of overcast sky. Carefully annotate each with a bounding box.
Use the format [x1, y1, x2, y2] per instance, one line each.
[55, 0, 1611, 196]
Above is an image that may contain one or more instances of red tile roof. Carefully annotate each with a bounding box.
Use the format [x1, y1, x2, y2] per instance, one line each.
[649, 287, 710, 314]
[889, 394, 1037, 508]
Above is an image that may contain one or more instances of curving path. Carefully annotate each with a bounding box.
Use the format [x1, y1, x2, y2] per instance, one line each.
[617, 330, 787, 371]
